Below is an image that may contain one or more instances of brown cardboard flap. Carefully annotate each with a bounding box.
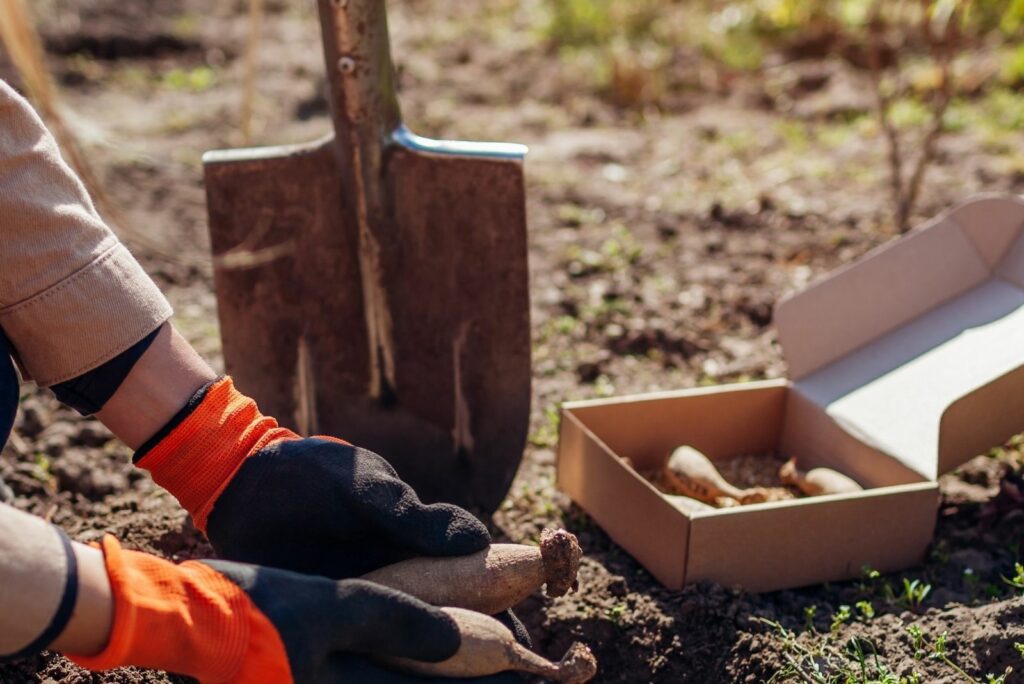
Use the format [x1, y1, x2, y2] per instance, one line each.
[562, 380, 788, 466]
[795, 279, 1024, 479]
[939, 365, 1024, 475]
[776, 214, 989, 381]
[776, 195, 1024, 479]
[781, 387, 924, 487]
[954, 194, 1024, 270]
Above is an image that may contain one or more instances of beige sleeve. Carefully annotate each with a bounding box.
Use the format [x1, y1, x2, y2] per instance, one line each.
[0, 79, 172, 386]
[0, 503, 68, 655]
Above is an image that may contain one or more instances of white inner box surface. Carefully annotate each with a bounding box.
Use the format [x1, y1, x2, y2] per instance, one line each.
[795, 278, 1024, 480]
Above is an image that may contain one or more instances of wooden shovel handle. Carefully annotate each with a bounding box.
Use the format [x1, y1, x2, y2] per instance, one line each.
[318, 0, 402, 146]
[316, 0, 400, 401]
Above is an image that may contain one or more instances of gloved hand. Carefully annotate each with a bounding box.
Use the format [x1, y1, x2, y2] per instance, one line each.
[133, 377, 490, 578]
[70, 535, 522, 684]
[131, 376, 531, 675]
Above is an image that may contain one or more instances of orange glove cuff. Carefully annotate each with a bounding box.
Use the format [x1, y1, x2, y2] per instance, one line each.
[68, 535, 292, 684]
[136, 377, 298, 532]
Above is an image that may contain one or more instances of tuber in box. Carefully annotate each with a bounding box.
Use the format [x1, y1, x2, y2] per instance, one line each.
[556, 194, 1024, 592]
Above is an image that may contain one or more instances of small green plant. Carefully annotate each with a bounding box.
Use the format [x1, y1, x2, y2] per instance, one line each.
[527, 404, 561, 448]
[1002, 562, 1024, 592]
[605, 602, 627, 626]
[926, 631, 1012, 684]
[898, 578, 931, 611]
[902, 625, 1012, 683]
[1015, 642, 1024, 658]
[160, 66, 217, 93]
[855, 599, 875, 620]
[830, 604, 852, 633]
[907, 624, 925, 660]
[32, 453, 52, 485]
[803, 604, 817, 633]
[859, 564, 881, 585]
[756, 616, 905, 683]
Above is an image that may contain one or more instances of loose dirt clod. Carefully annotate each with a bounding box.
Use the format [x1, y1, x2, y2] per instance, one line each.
[779, 457, 863, 496]
[385, 607, 598, 683]
[362, 528, 582, 615]
[539, 528, 583, 596]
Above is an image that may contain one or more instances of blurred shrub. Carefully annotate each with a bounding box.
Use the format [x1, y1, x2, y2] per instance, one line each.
[1004, 44, 1024, 86]
[707, 0, 1024, 69]
[539, 0, 668, 108]
[536, 0, 1022, 111]
[543, 0, 660, 48]
[735, 0, 1022, 36]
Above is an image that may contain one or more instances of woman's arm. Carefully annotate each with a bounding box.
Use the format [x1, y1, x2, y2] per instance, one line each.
[0, 502, 111, 657]
[0, 504, 468, 683]
[0, 78, 172, 389]
[95, 322, 216, 450]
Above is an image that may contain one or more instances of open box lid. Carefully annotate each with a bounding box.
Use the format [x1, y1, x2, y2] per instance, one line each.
[775, 195, 1024, 480]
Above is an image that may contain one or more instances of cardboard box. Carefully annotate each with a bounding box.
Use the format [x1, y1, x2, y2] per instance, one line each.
[557, 195, 1024, 592]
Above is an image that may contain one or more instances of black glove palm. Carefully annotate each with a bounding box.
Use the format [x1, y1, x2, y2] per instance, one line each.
[206, 439, 491, 578]
[207, 560, 523, 684]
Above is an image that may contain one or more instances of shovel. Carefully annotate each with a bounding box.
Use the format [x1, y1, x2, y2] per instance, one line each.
[202, 0, 531, 513]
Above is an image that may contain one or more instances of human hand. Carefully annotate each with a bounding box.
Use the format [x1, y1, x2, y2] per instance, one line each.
[134, 377, 491, 578]
[70, 536, 522, 684]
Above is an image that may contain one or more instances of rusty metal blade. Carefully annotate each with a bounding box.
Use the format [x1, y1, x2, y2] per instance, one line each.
[203, 136, 530, 512]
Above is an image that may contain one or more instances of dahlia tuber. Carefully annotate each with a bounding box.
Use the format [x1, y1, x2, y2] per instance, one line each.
[664, 494, 714, 513]
[779, 457, 862, 496]
[385, 607, 597, 683]
[664, 445, 769, 505]
[362, 528, 582, 615]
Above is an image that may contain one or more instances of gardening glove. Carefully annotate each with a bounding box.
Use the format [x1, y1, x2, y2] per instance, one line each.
[133, 376, 491, 578]
[70, 535, 521, 684]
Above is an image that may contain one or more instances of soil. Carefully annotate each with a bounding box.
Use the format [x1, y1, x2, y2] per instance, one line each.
[2, 1, 1024, 682]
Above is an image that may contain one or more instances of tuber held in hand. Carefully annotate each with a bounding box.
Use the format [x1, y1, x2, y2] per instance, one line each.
[664, 445, 769, 505]
[385, 607, 597, 683]
[361, 528, 582, 615]
[779, 457, 863, 496]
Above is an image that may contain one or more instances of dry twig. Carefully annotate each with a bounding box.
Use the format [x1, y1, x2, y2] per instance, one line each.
[241, 0, 265, 145]
[866, 0, 960, 232]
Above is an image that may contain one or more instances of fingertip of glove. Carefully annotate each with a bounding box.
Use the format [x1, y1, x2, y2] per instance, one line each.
[445, 509, 492, 553]
[387, 606, 461, 664]
[493, 609, 532, 650]
[338, 580, 461, 662]
[397, 600, 461, 662]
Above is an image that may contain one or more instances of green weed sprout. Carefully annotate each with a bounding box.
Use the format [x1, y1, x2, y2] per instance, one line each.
[899, 578, 931, 611]
[1002, 562, 1024, 592]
